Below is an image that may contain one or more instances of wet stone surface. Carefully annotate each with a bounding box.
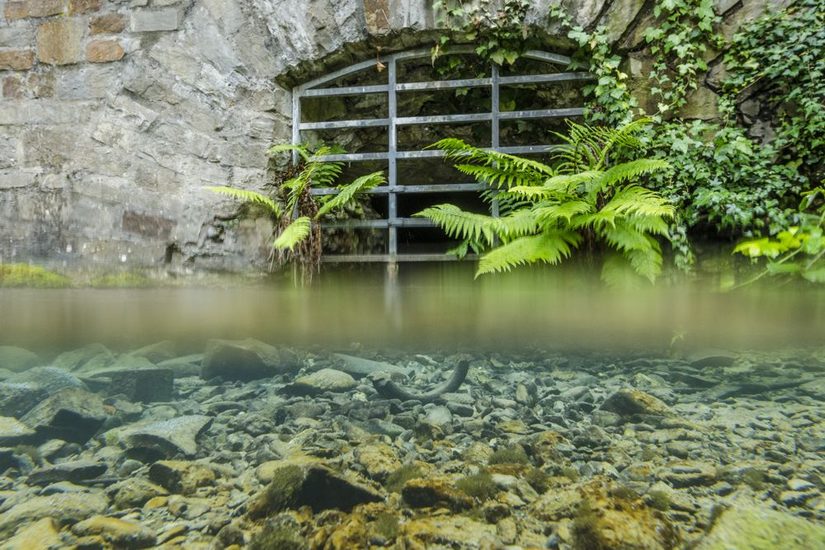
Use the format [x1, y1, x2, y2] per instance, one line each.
[0, 343, 823, 548]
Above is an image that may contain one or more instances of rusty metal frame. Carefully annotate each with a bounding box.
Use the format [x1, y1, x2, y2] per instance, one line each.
[291, 47, 590, 264]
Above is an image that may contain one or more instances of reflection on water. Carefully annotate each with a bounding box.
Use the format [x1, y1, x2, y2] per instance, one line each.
[1, 263, 823, 352]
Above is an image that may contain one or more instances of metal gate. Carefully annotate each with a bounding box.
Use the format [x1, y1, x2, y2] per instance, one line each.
[292, 47, 591, 264]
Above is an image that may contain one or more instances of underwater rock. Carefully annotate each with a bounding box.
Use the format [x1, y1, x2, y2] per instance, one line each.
[20, 387, 108, 443]
[149, 460, 217, 495]
[0, 491, 108, 538]
[422, 405, 453, 427]
[0, 346, 41, 373]
[81, 356, 173, 402]
[354, 442, 402, 481]
[658, 461, 718, 488]
[128, 340, 178, 363]
[401, 476, 474, 511]
[695, 500, 825, 549]
[111, 415, 212, 458]
[51, 343, 115, 372]
[281, 368, 357, 396]
[157, 354, 204, 378]
[71, 515, 157, 548]
[26, 459, 107, 486]
[400, 515, 499, 548]
[106, 478, 169, 509]
[2, 517, 61, 550]
[0, 367, 86, 418]
[247, 461, 383, 517]
[333, 353, 411, 379]
[688, 350, 737, 368]
[601, 388, 673, 418]
[202, 339, 300, 382]
[0, 416, 35, 445]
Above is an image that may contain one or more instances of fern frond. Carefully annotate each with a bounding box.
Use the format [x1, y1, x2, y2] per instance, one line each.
[624, 243, 663, 282]
[509, 186, 556, 199]
[455, 164, 544, 189]
[601, 185, 675, 218]
[431, 139, 554, 178]
[495, 209, 541, 238]
[599, 221, 656, 252]
[625, 214, 671, 236]
[206, 186, 281, 217]
[416, 204, 499, 245]
[596, 117, 652, 164]
[273, 216, 311, 251]
[315, 171, 385, 219]
[588, 159, 670, 198]
[533, 201, 593, 225]
[476, 231, 581, 276]
[268, 143, 311, 162]
[543, 172, 601, 195]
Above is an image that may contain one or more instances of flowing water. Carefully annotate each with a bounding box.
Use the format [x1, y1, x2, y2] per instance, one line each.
[0, 264, 823, 548]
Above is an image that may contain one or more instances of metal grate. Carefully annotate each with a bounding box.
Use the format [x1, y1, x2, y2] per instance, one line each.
[291, 47, 592, 264]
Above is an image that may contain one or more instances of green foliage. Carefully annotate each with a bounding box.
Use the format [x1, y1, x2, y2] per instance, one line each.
[721, 0, 824, 182]
[733, 187, 825, 285]
[208, 144, 382, 277]
[643, 0, 721, 114]
[418, 120, 674, 283]
[548, 6, 638, 126]
[644, 121, 807, 239]
[488, 444, 531, 465]
[433, 0, 532, 67]
[0, 263, 72, 288]
[384, 464, 424, 493]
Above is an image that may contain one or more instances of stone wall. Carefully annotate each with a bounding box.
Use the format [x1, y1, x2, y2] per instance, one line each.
[0, 0, 784, 271]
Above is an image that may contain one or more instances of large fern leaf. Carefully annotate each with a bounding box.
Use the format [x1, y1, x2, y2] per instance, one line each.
[206, 186, 281, 217]
[273, 216, 311, 251]
[416, 204, 499, 245]
[601, 185, 675, 218]
[476, 231, 581, 276]
[268, 143, 311, 162]
[315, 171, 385, 219]
[533, 201, 593, 226]
[588, 159, 670, 198]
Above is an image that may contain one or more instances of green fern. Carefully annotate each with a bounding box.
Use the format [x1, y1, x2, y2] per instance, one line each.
[206, 186, 282, 217]
[315, 171, 385, 219]
[273, 217, 311, 251]
[418, 119, 674, 284]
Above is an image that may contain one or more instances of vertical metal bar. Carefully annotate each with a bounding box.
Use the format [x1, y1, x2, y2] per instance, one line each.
[291, 89, 301, 166]
[388, 56, 398, 263]
[491, 63, 500, 218]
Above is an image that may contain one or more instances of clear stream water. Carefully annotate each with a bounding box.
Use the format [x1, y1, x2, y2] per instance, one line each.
[0, 264, 823, 548]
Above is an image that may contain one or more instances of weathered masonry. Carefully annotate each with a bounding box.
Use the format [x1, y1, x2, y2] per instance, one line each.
[0, 0, 786, 271]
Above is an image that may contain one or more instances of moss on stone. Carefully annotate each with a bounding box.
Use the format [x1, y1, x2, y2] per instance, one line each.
[524, 467, 550, 494]
[488, 444, 530, 466]
[248, 519, 306, 550]
[371, 511, 400, 541]
[0, 263, 71, 288]
[456, 471, 498, 501]
[247, 465, 305, 518]
[384, 464, 424, 493]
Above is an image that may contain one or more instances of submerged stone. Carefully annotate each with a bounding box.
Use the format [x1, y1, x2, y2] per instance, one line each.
[128, 340, 178, 363]
[27, 459, 107, 486]
[601, 388, 673, 418]
[696, 500, 825, 549]
[202, 339, 300, 381]
[0, 416, 35, 445]
[0, 367, 86, 418]
[281, 368, 357, 396]
[401, 477, 474, 511]
[111, 414, 212, 458]
[81, 355, 173, 402]
[72, 515, 157, 548]
[333, 353, 411, 379]
[20, 387, 107, 443]
[0, 491, 108, 538]
[2, 517, 61, 550]
[0, 346, 41, 373]
[107, 478, 169, 509]
[51, 343, 115, 372]
[149, 460, 217, 495]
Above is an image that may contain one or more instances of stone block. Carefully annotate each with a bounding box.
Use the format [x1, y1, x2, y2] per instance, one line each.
[26, 0, 66, 18]
[130, 7, 182, 32]
[0, 49, 35, 70]
[122, 210, 176, 239]
[4, 2, 29, 20]
[364, 0, 390, 34]
[68, 0, 100, 14]
[0, 25, 36, 48]
[36, 18, 84, 65]
[89, 13, 126, 34]
[86, 39, 124, 63]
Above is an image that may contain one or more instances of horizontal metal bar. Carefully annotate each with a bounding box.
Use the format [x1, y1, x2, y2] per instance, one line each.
[313, 144, 562, 162]
[301, 84, 389, 97]
[498, 72, 594, 85]
[397, 77, 492, 91]
[300, 118, 389, 130]
[310, 183, 484, 196]
[320, 217, 436, 229]
[522, 50, 572, 66]
[395, 112, 492, 125]
[322, 253, 479, 263]
[499, 107, 585, 120]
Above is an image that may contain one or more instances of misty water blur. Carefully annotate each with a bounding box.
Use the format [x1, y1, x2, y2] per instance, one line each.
[1, 263, 823, 354]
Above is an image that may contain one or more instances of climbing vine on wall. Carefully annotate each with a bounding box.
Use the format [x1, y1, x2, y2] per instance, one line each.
[432, 0, 533, 67]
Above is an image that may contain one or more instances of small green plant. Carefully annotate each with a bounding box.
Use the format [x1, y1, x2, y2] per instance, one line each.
[524, 467, 550, 493]
[456, 471, 499, 501]
[208, 144, 384, 280]
[488, 444, 530, 465]
[417, 119, 674, 284]
[0, 263, 72, 288]
[733, 187, 825, 285]
[384, 464, 425, 493]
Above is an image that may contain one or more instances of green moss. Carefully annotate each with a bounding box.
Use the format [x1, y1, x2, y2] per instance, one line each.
[524, 467, 550, 494]
[0, 263, 71, 288]
[646, 489, 672, 512]
[89, 272, 153, 288]
[741, 469, 768, 491]
[371, 512, 400, 541]
[571, 500, 604, 550]
[248, 465, 305, 518]
[384, 464, 424, 493]
[561, 466, 580, 482]
[456, 471, 499, 501]
[488, 444, 530, 466]
[248, 520, 306, 550]
[609, 484, 640, 501]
